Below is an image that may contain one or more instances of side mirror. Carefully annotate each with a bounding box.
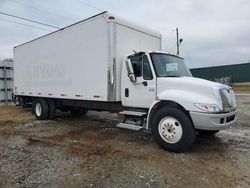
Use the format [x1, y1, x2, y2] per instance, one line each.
[126, 59, 136, 83]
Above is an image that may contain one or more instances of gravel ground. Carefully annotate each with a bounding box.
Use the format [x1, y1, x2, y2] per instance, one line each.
[0, 94, 249, 188]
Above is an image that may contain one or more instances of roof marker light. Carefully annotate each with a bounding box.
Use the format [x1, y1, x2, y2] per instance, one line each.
[109, 16, 115, 20]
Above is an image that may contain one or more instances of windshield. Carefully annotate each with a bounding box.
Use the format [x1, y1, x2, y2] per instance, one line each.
[150, 53, 192, 77]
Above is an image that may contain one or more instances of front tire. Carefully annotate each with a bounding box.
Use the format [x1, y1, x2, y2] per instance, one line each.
[34, 98, 49, 120]
[151, 107, 196, 153]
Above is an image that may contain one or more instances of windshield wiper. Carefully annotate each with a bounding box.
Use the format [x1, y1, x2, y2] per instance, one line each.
[166, 75, 179, 77]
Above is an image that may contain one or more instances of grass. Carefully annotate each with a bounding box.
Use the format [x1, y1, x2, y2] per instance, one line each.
[0, 106, 34, 124]
[233, 85, 250, 93]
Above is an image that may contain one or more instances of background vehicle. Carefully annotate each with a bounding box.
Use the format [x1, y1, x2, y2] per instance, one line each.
[13, 12, 237, 152]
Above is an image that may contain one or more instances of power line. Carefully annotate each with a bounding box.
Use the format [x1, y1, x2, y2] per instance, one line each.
[76, 0, 106, 12]
[7, 0, 76, 22]
[0, 17, 53, 32]
[0, 11, 60, 29]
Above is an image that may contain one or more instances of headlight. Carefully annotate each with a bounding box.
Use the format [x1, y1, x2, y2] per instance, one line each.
[194, 103, 220, 112]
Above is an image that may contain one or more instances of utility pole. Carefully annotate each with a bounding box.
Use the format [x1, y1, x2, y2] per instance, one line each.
[176, 28, 179, 55]
[176, 28, 183, 55]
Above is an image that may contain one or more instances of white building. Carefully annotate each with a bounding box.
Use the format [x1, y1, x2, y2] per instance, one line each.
[0, 59, 14, 105]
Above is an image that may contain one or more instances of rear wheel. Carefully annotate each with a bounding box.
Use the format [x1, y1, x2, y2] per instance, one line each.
[34, 98, 49, 120]
[47, 99, 56, 119]
[197, 130, 219, 135]
[151, 107, 196, 153]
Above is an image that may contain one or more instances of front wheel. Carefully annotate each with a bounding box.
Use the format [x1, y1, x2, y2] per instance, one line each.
[151, 107, 196, 153]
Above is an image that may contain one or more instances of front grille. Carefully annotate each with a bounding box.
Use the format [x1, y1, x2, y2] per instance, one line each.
[220, 89, 233, 111]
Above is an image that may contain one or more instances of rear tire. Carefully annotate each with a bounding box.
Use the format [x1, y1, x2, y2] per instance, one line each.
[197, 130, 219, 135]
[151, 107, 196, 153]
[70, 108, 88, 117]
[47, 99, 56, 119]
[34, 98, 49, 120]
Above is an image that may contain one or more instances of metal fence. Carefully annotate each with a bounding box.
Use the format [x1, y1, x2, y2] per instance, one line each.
[0, 59, 14, 105]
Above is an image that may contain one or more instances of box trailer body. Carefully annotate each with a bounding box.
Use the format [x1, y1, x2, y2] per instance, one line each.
[14, 12, 161, 102]
[14, 12, 237, 153]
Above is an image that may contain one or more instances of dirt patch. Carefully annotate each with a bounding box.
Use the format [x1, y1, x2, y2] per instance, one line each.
[64, 144, 111, 157]
[27, 137, 41, 145]
[27, 135, 112, 157]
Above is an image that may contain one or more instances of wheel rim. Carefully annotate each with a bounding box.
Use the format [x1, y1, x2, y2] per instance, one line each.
[158, 116, 183, 144]
[35, 102, 42, 117]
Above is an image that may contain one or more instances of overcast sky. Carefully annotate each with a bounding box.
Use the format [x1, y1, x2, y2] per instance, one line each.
[0, 0, 249, 68]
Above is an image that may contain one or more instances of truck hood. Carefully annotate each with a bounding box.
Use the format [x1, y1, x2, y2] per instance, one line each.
[156, 77, 228, 111]
[157, 76, 227, 91]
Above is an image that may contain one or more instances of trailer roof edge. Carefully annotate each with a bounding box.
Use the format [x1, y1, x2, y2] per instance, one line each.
[14, 11, 108, 49]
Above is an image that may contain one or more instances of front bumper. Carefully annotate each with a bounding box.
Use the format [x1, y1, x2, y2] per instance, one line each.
[189, 110, 237, 131]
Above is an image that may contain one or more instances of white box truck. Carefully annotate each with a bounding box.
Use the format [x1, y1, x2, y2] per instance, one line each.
[13, 12, 237, 152]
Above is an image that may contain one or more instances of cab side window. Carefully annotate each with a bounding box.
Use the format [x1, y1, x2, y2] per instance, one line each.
[143, 55, 153, 80]
[130, 56, 142, 77]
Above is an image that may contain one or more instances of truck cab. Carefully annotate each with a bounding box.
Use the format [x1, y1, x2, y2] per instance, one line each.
[122, 51, 192, 108]
[120, 51, 237, 152]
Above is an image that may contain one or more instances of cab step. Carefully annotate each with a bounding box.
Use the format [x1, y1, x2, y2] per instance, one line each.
[119, 110, 147, 117]
[116, 123, 144, 131]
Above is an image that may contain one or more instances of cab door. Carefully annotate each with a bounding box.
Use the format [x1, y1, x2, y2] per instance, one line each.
[121, 53, 156, 108]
